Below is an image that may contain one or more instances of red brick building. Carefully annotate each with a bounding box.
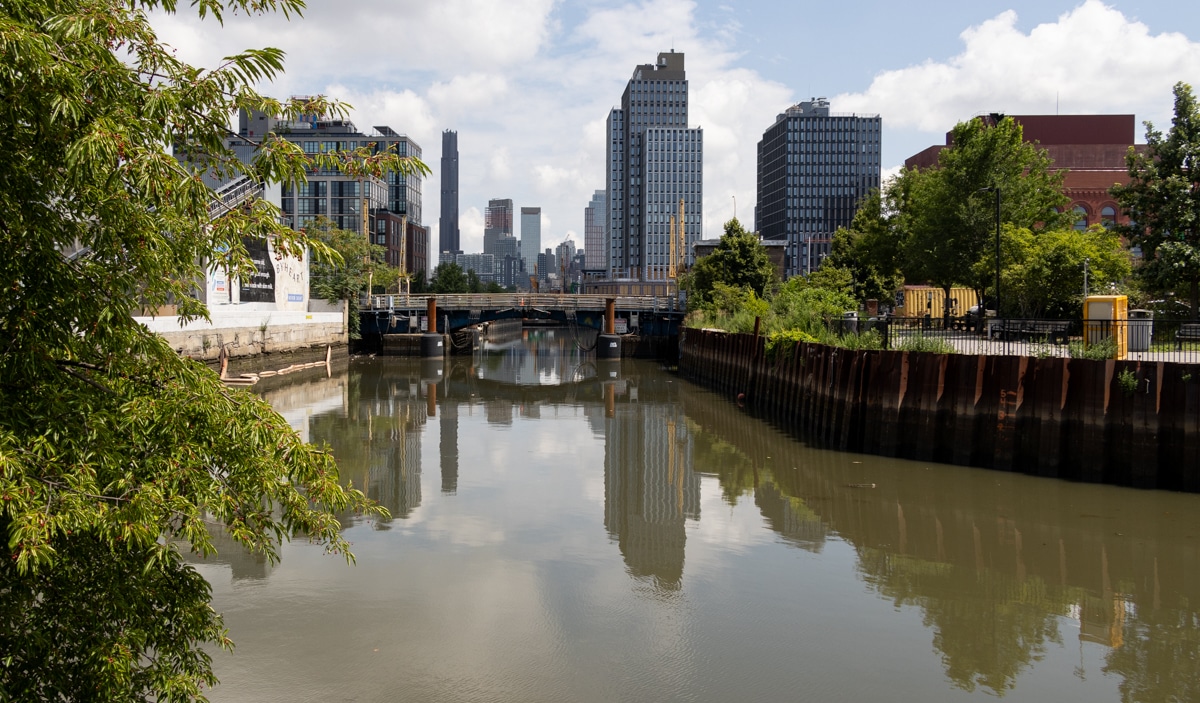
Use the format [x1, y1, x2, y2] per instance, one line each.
[905, 114, 1143, 229]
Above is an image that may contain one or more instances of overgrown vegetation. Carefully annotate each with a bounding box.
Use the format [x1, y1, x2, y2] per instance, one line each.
[1069, 336, 1119, 360]
[0, 1, 422, 698]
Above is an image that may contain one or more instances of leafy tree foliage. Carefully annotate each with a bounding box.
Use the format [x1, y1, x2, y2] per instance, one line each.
[900, 117, 1071, 317]
[826, 188, 905, 305]
[0, 0, 425, 698]
[984, 226, 1131, 318]
[307, 217, 397, 339]
[1113, 82, 1200, 317]
[429, 262, 469, 293]
[683, 218, 777, 305]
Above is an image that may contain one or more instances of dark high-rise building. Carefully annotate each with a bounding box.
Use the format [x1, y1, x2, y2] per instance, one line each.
[606, 51, 703, 282]
[439, 130, 460, 255]
[756, 98, 880, 278]
[483, 198, 514, 256]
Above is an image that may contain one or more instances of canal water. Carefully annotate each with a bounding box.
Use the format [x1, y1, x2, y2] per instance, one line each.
[198, 329, 1200, 703]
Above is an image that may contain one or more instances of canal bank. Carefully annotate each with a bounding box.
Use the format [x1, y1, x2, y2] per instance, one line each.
[679, 327, 1200, 492]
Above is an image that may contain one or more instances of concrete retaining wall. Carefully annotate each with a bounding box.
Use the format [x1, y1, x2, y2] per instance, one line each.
[136, 309, 348, 361]
[679, 327, 1200, 492]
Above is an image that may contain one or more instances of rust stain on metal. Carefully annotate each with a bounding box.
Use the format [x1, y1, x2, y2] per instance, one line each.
[1060, 358, 1070, 410]
[1016, 357, 1028, 411]
[937, 354, 948, 403]
[898, 352, 909, 408]
[1104, 360, 1114, 413]
[975, 355, 986, 406]
[1156, 361, 1164, 413]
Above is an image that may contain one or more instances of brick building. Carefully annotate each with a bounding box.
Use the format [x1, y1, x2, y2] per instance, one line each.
[905, 114, 1142, 229]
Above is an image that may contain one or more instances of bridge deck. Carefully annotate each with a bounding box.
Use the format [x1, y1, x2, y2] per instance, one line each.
[363, 293, 685, 314]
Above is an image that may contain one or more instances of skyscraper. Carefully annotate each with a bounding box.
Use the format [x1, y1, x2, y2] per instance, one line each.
[483, 198, 513, 256]
[584, 190, 607, 272]
[439, 130, 460, 255]
[756, 98, 881, 278]
[606, 51, 703, 282]
[520, 207, 541, 273]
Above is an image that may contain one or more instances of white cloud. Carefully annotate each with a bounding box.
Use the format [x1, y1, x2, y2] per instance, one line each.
[151, 0, 556, 79]
[837, 1, 1200, 139]
[460, 206, 485, 257]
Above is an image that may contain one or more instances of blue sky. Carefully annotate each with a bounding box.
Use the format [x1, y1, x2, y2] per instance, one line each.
[154, 0, 1200, 262]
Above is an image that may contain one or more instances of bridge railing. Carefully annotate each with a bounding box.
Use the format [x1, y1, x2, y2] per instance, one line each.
[361, 293, 685, 313]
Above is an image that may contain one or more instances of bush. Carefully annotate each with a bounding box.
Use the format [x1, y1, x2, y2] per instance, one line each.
[765, 329, 819, 362]
[897, 334, 956, 354]
[1069, 336, 1118, 360]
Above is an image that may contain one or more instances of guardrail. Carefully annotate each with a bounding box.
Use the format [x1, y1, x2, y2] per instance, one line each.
[829, 316, 1200, 362]
[361, 293, 685, 313]
[207, 175, 263, 220]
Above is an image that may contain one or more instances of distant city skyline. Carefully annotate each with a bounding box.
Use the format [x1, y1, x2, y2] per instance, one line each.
[154, 1, 1200, 269]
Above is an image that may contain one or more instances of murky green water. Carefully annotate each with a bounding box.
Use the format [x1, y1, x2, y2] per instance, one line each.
[197, 329, 1200, 703]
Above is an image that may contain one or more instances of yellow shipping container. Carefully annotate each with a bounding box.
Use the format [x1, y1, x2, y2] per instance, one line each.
[893, 286, 980, 319]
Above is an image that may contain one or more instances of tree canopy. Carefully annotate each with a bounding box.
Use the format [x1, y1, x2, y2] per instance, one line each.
[1113, 81, 1200, 317]
[0, 0, 424, 698]
[307, 217, 397, 339]
[825, 188, 905, 305]
[684, 218, 777, 305]
[992, 225, 1131, 318]
[899, 117, 1071, 316]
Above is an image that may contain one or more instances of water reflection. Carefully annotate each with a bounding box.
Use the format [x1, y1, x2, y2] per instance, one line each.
[677, 382, 1200, 701]
[602, 370, 699, 592]
[242, 338, 1200, 703]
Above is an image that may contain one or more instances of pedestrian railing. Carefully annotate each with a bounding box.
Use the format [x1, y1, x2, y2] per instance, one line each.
[826, 316, 1200, 362]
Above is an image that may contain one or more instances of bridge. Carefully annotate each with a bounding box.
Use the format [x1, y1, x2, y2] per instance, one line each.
[359, 294, 687, 337]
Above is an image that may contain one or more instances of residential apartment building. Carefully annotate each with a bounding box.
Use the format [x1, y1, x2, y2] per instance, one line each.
[605, 51, 703, 286]
[483, 198, 514, 257]
[231, 107, 427, 290]
[756, 98, 881, 278]
[235, 108, 422, 236]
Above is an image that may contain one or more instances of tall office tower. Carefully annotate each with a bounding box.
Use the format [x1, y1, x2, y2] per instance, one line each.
[520, 207, 541, 271]
[439, 130, 460, 255]
[584, 190, 607, 272]
[483, 198, 513, 256]
[555, 239, 576, 271]
[606, 51, 703, 280]
[756, 98, 881, 278]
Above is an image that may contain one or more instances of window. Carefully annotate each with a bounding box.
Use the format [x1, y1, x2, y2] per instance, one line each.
[1072, 205, 1089, 231]
[1101, 205, 1117, 228]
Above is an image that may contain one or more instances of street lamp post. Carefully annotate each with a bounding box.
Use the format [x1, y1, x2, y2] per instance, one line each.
[978, 186, 1002, 318]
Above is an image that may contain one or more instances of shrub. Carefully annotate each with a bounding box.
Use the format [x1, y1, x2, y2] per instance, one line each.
[897, 334, 956, 354]
[1069, 336, 1117, 360]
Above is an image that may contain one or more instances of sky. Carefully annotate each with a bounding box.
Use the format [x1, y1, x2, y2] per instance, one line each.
[152, 0, 1200, 264]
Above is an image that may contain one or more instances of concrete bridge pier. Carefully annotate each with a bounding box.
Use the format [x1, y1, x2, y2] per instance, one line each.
[421, 297, 445, 358]
[598, 297, 621, 359]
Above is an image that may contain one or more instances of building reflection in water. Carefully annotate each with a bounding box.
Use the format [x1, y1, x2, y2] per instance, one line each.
[602, 367, 699, 593]
[300, 362, 430, 527]
[677, 382, 1200, 702]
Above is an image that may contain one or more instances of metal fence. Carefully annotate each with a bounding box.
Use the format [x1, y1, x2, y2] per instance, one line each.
[829, 315, 1200, 363]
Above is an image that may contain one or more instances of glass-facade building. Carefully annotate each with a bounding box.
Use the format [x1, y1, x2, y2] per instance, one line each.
[756, 99, 880, 278]
[243, 110, 422, 237]
[606, 51, 702, 281]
